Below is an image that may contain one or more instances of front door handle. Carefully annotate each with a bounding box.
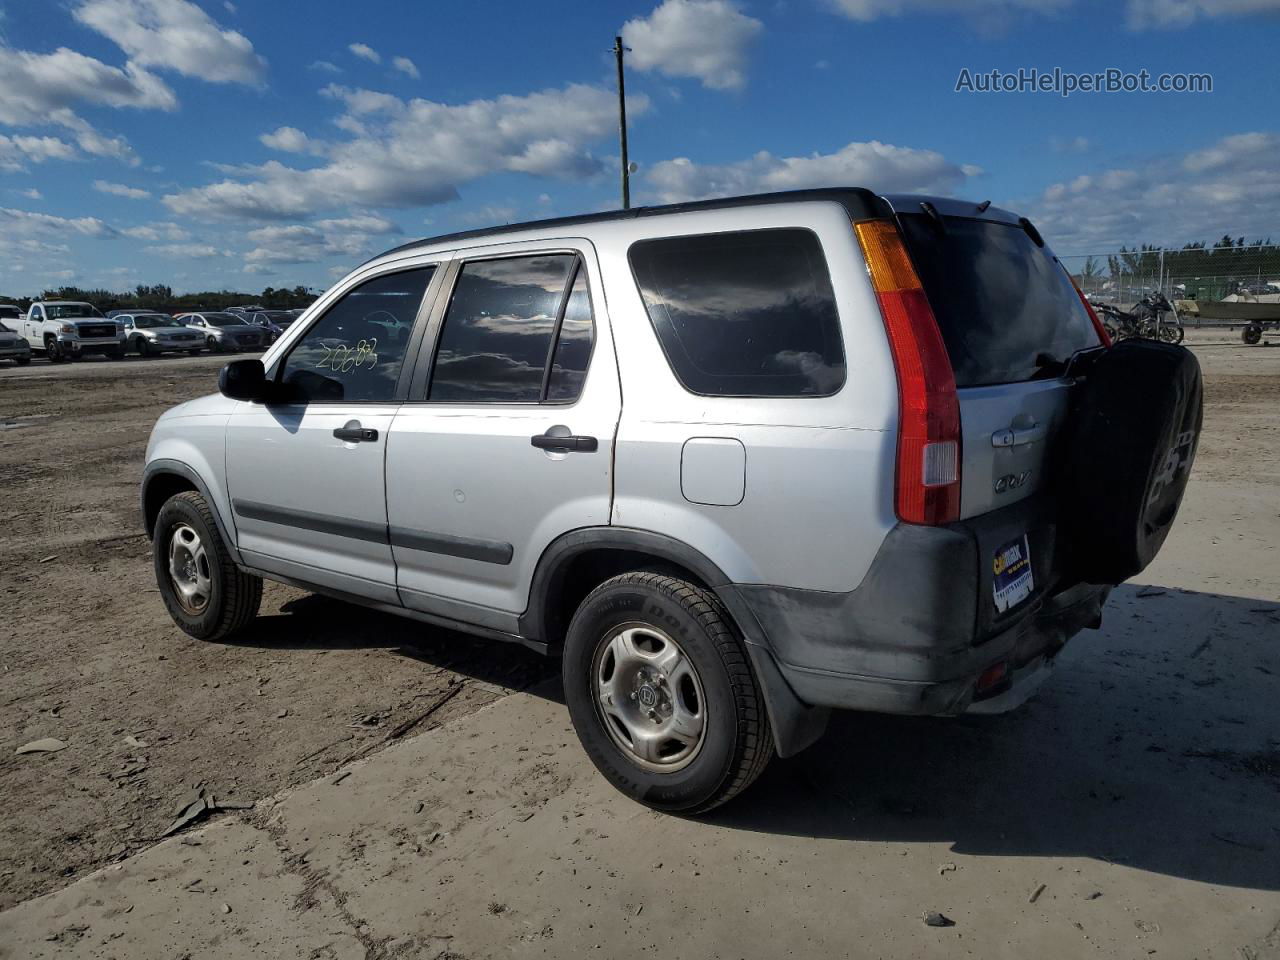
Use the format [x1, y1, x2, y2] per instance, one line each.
[531, 425, 598, 453]
[333, 420, 379, 443]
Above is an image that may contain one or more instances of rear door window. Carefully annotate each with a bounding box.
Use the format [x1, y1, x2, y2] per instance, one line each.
[629, 228, 845, 397]
[427, 254, 594, 404]
[897, 215, 1100, 387]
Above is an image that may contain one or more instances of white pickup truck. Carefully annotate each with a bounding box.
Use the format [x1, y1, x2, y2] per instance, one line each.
[19, 301, 126, 362]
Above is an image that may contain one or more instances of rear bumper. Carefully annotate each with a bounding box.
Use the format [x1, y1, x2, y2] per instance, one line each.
[733, 581, 1107, 717]
[719, 498, 1111, 719]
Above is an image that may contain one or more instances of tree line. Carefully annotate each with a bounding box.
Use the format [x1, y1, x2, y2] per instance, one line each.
[1076, 236, 1280, 297]
[0, 284, 318, 314]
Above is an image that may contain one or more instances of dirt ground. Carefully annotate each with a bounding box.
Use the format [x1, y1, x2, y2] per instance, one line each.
[0, 354, 553, 910]
[2, 329, 1278, 956]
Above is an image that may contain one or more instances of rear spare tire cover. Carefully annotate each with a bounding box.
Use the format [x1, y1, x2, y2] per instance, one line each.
[1062, 339, 1203, 584]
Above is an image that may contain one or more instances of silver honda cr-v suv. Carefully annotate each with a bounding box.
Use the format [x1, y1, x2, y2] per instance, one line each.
[142, 189, 1202, 812]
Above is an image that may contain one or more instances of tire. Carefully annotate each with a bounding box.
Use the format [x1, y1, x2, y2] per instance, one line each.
[105, 346, 125, 361]
[136, 337, 152, 357]
[562, 572, 772, 814]
[207, 336, 219, 352]
[44, 337, 64, 363]
[1061, 339, 1203, 584]
[189, 349, 202, 356]
[15, 355, 30, 366]
[153, 490, 262, 641]
[1243, 324, 1263, 345]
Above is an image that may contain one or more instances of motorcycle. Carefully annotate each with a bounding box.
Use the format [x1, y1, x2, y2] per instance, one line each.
[1095, 293, 1185, 344]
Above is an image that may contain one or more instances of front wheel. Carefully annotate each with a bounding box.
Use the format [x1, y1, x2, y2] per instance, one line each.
[153, 490, 262, 641]
[206, 336, 219, 352]
[562, 572, 772, 814]
[1243, 324, 1263, 345]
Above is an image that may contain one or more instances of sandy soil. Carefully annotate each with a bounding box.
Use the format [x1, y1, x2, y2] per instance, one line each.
[0, 354, 552, 910]
[1, 329, 1277, 955]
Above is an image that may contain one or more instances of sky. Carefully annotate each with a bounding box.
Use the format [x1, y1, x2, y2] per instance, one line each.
[0, 0, 1277, 295]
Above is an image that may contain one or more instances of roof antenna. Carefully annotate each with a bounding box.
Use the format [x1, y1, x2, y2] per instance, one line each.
[976, 200, 992, 213]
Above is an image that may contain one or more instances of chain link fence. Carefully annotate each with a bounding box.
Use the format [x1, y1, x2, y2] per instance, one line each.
[1058, 244, 1280, 324]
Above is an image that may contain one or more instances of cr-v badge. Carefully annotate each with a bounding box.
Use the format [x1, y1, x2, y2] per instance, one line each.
[995, 470, 1032, 494]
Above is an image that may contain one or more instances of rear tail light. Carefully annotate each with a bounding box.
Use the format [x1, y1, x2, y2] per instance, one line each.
[1068, 274, 1112, 347]
[854, 219, 961, 526]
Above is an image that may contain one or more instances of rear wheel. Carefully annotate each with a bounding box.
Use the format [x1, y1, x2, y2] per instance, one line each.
[206, 335, 219, 352]
[1243, 323, 1263, 345]
[153, 490, 262, 641]
[562, 572, 772, 814]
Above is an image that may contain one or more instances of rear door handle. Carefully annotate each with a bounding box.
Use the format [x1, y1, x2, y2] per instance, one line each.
[333, 420, 378, 443]
[531, 427, 598, 453]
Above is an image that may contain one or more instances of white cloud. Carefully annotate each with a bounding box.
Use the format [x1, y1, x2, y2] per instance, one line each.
[0, 134, 78, 171]
[17, 188, 44, 200]
[224, 1, 236, 12]
[94, 179, 151, 199]
[240, 214, 402, 268]
[645, 140, 979, 203]
[0, 46, 179, 166]
[1028, 132, 1280, 251]
[72, 0, 267, 85]
[1126, 0, 1280, 27]
[317, 213, 400, 234]
[622, 0, 763, 91]
[0, 206, 114, 238]
[165, 83, 646, 220]
[259, 125, 324, 154]
[825, 0, 1279, 26]
[349, 43, 381, 64]
[310, 60, 342, 74]
[143, 243, 227, 258]
[392, 56, 420, 79]
[457, 204, 519, 225]
[122, 221, 189, 242]
[1051, 135, 1091, 154]
[0, 47, 176, 126]
[826, 0, 1071, 20]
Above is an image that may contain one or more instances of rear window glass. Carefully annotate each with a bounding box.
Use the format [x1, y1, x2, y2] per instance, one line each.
[629, 229, 845, 397]
[897, 216, 1100, 387]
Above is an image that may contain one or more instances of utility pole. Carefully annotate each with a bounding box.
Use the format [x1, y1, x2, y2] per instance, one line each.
[613, 36, 630, 210]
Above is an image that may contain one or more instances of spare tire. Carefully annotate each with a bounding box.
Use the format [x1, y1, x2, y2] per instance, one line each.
[1061, 339, 1202, 584]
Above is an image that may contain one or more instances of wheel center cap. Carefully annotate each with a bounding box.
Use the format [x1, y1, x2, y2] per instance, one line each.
[637, 684, 658, 708]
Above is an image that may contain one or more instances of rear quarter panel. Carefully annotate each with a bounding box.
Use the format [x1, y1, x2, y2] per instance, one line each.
[594, 201, 899, 593]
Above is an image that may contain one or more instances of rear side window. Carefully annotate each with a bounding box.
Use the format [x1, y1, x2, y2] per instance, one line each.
[629, 229, 845, 397]
[428, 254, 594, 404]
[897, 216, 1100, 387]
